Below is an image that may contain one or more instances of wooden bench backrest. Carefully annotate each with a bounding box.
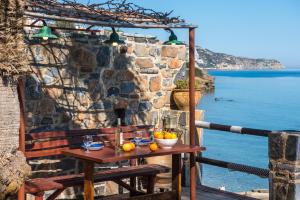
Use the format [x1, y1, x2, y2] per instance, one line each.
[25, 126, 151, 159]
[17, 79, 151, 160]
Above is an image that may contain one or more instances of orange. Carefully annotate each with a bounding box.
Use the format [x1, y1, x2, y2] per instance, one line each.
[122, 143, 133, 152]
[154, 132, 161, 138]
[157, 134, 164, 139]
[149, 143, 158, 152]
[171, 133, 177, 139]
[164, 133, 172, 139]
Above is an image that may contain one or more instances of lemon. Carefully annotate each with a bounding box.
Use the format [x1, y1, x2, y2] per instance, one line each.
[122, 143, 133, 152]
[171, 133, 177, 139]
[129, 142, 135, 150]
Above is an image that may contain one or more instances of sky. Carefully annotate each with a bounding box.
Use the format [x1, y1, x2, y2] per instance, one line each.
[85, 0, 300, 67]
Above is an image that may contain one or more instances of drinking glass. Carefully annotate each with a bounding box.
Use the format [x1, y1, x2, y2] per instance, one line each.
[83, 135, 93, 152]
[135, 131, 143, 146]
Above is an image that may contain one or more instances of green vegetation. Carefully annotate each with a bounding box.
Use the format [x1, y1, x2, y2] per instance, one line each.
[175, 79, 201, 90]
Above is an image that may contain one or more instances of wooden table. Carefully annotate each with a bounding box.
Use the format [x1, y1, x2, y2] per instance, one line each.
[63, 144, 205, 200]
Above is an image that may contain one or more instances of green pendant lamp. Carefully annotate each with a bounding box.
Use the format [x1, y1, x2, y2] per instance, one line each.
[32, 25, 58, 40]
[164, 29, 184, 45]
[105, 27, 125, 46]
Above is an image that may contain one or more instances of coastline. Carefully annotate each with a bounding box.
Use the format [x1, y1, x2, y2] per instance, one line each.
[200, 66, 285, 71]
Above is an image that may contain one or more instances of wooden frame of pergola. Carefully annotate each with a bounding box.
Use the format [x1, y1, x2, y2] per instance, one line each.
[21, 1, 198, 199]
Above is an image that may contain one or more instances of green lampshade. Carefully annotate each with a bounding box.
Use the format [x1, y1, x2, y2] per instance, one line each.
[32, 26, 58, 40]
[104, 28, 125, 46]
[164, 30, 184, 45]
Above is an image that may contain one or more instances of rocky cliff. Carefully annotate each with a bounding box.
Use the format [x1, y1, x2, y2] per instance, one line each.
[196, 47, 284, 70]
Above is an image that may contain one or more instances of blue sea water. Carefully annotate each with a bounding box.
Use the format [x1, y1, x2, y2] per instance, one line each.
[197, 69, 300, 192]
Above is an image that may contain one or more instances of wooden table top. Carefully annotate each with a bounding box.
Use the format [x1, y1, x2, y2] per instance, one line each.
[62, 144, 205, 164]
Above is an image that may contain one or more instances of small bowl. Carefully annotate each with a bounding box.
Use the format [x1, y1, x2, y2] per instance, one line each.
[131, 138, 151, 146]
[155, 138, 178, 149]
[87, 143, 104, 151]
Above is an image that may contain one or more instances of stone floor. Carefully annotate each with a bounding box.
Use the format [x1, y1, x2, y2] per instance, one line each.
[56, 185, 268, 200]
[181, 186, 260, 200]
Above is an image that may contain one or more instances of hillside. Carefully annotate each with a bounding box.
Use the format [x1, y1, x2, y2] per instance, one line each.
[196, 47, 284, 70]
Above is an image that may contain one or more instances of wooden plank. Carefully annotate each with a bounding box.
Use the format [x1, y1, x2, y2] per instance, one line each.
[189, 153, 196, 200]
[126, 191, 176, 200]
[17, 185, 25, 200]
[62, 145, 205, 164]
[25, 132, 148, 151]
[25, 137, 82, 150]
[17, 78, 26, 200]
[112, 179, 145, 196]
[26, 130, 100, 140]
[46, 189, 65, 200]
[181, 186, 259, 200]
[188, 27, 197, 200]
[25, 147, 72, 158]
[84, 161, 94, 200]
[130, 159, 137, 197]
[172, 154, 182, 200]
[17, 78, 26, 153]
[100, 191, 176, 200]
[26, 126, 140, 140]
[146, 176, 155, 194]
[25, 178, 63, 194]
[24, 11, 197, 29]
[48, 164, 169, 185]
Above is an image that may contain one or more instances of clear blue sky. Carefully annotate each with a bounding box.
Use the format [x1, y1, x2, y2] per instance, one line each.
[86, 0, 300, 67]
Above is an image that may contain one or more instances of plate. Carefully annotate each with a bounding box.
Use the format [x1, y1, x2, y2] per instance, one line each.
[82, 143, 104, 151]
[131, 138, 151, 146]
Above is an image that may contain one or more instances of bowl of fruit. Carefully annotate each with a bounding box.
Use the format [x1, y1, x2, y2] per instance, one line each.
[154, 131, 178, 149]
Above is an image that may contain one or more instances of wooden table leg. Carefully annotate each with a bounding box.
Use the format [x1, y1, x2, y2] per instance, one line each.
[18, 184, 25, 200]
[190, 152, 196, 200]
[146, 175, 156, 194]
[172, 154, 182, 200]
[84, 160, 94, 200]
[130, 159, 137, 196]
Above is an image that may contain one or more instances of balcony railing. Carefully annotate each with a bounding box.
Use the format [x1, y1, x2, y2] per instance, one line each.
[195, 120, 300, 199]
[195, 120, 271, 195]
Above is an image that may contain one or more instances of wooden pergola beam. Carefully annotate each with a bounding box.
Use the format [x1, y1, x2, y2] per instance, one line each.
[24, 11, 197, 29]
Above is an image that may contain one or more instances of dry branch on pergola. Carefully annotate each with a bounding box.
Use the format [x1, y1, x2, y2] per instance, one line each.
[24, 0, 196, 29]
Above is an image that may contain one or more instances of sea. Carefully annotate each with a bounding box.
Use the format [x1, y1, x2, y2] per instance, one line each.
[197, 68, 300, 192]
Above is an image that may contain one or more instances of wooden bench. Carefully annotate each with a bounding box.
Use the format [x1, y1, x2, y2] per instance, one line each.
[21, 126, 170, 200]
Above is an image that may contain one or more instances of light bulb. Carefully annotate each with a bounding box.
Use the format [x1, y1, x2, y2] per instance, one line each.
[112, 42, 118, 47]
[42, 37, 49, 40]
[171, 43, 176, 46]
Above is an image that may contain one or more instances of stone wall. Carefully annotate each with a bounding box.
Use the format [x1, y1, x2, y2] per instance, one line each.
[24, 30, 189, 198]
[269, 131, 300, 200]
[0, 78, 20, 152]
[25, 31, 187, 132]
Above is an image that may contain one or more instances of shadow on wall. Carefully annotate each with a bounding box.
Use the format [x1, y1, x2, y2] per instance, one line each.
[22, 32, 189, 198]
[25, 33, 150, 135]
[24, 34, 152, 188]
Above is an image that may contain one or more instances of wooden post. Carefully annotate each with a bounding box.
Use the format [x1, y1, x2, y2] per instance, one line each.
[84, 161, 94, 200]
[146, 176, 155, 194]
[17, 78, 26, 154]
[189, 28, 196, 200]
[130, 159, 137, 196]
[172, 154, 182, 200]
[17, 78, 26, 200]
